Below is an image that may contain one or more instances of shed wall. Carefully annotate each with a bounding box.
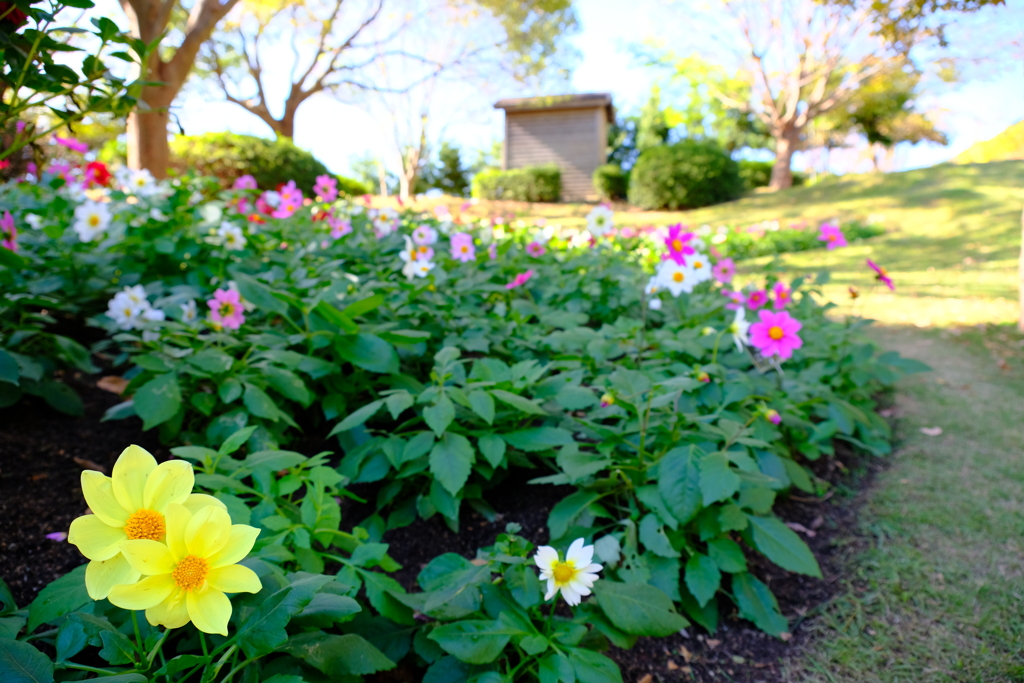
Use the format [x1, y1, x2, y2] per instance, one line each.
[504, 108, 605, 201]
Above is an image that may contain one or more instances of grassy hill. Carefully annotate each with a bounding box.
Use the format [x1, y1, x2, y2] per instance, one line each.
[953, 121, 1024, 164]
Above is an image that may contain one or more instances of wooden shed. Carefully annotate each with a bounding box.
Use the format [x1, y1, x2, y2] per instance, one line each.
[494, 93, 614, 201]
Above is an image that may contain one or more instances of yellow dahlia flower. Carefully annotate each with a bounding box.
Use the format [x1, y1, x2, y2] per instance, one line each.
[108, 504, 261, 635]
[67, 445, 225, 600]
[534, 538, 602, 606]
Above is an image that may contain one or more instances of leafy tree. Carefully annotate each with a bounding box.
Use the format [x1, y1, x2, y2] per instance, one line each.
[636, 85, 671, 153]
[606, 115, 638, 168]
[423, 140, 470, 197]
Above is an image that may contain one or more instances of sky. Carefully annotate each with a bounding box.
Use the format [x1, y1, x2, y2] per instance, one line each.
[165, 0, 1024, 178]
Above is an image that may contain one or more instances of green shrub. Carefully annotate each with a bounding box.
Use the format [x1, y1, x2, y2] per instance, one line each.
[629, 140, 743, 210]
[471, 164, 561, 202]
[738, 159, 807, 190]
[170, 132, 368, 195]
[593, 163, 628, 200]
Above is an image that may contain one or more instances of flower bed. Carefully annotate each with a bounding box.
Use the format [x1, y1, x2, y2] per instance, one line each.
[0, 148, 926, 682]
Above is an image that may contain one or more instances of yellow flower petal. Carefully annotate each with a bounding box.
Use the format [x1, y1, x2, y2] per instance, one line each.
[68, 514, 126, 561]
[184, 506, 231, 558]
[109, 573, 175, 610]
[145, 588, 190, 629]
[111, 445, 157, 513]
[164, 503, 191, 561]
[120, 539, 175, 575]
[85, 554, 140, 600]
[143, 460, 194, 511]
[206, 564, 261, 594]
[81, 471, 129, 527]
[206, 525, 260, 569]
[186, 586, 232, 636]
[183, 493, 226, 514]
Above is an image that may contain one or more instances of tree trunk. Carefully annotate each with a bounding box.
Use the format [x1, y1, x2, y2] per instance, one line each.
[769, 125, 801, 190]
[126, 96, 172, 178]
[1018, 205, 1024, 333]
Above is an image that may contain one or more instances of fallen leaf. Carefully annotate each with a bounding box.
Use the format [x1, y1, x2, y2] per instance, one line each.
[785, 522, 817, 538]
[879, 408, 896, 418]
[97, 376, 129, 395]
[809, 515, 824, 530]
[780, 632, 793, 642]
[638, 676, 653, 683]
[74, 456, 107, 473]
[667, 660, 679, 671]
[920, 427, 943, 436]
[706, 639, 721, 649]
[30, 472, 49, 481]
[470, 558, 488, 566]
[681, 646, 693, 663]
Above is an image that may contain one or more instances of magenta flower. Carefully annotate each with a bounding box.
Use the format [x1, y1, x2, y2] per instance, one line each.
[234, 174, 258, 190]
[54, 136, 88, 154]
[664, 224, 695, 265]
[451, 232, 476, 262]
[722, 289, 744, 310]
[818, 223, 847, 250]
[272, 198, 300, 219]
[712, 258, 735, 284]
[772, 282, 792, 309]
[765, 409, 782, 425]
[328, 215, 352, 239]
[314, 175, 338, 203]
[207, 288, 246, 330]
[16, 121, 26, 134]
[1, 211, 16, 252]
[279, 180, 303, 202]
[867, 259, 894, 290]
[749, 310, 803, 360]
[526, 241, 546, 258]
[488, 243, 497, 260]
[746, 289, 767, 310]
[46, 532, 67, 542]
[506, 269, 535, 290]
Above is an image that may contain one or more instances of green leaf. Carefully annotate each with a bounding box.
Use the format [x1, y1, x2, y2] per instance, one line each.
[428, 619, 513, 664]
[314, 301, 359, 334]
[430, 433, 475, 496]
[98, 629, 135, 665]
[265, 366, 312, 406]
[53, 336, 98, 373]
[0, 350, 19, 385]
[133, 373, 181, 430]
[548, 490, 604, 540]
[555, 384, 600, 410]
[707, 538, 747, 573]
[0, 637, 53, 683]
[40, 381, 82, 416]
[658, 446, 702, 525]
[684, 553, 721, 607]
[233, 272, 289, 314]
[385, 392, 414, 420]
[27, 565, 89, 633]
[699, 453, 740, 505]
[477, 434, 506, 468]
[467, 390, 495, 424]
[220, 426, 258, 455]
[503, 427, 574, 452]
[187, 349, 235, 374]
[329, 399, 384, 436]
[746, 516, 822, 577]
[341, 293, 385, 318]
[236, 575, 333, 657]
[568, 647, 623, 683]
[293, 593, 362, 628]
[591, 581, 688, 636]
[732, 572, 789, 636]
[558, 446, 611, 483]
[219, 377, 243, 403]
[282, 631, 395, 676]
[243, 383, 281, 421]
[335, 334, 399, 374]
[0, 248, 26, 271]
[423, 395, 455, 437]
[639, 514, 678, 557]
[489, 389, 547, 415]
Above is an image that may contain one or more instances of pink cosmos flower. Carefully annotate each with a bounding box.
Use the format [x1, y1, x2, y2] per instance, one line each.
[272, 198, 299, 219]
[526, 241, 546, 258]
[818, 223, 847, 250]
[314, 174, 338, 202]
[749, 310, 803, 360]
[54, 136, 88, 154]
[279, 180, 302, 202]
[712, 258, 735, 284]
[207, 288, 246, 330]
[434, 204, 451, 218]
[451, 232, 476, 262]
[867, 259, 894, 290]
[413, 225, 438, 245]
[746, 289, 768, 310]
[362, 194, 373, 206]
[1, 211, 16, 252]
[328, 215, 352, 239]
[460, 201, 472, 212]
[723, 289, 744, 310]
[488, 243, 497, 260]
[772, 282, 792, 309]
[234, 174, 258, 190]
[506, 270, 535, 289]
[664, 224, 695, 265]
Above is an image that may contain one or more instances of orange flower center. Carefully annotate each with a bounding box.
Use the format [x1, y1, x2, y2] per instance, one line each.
[460, 245, 469, 253]
[672, 271, 685, 282]
[172, 555, 209, 591]
[88, 215, 100, 227]
[693, 260, 703, 269]
[123, 509, 165, 541]
[552, 561, 575, 584]
[671, 239, 683, 251]
[768, 326, 785, 340]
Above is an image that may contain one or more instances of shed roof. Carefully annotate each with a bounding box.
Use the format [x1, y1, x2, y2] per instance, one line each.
[494, 93, 614, 122]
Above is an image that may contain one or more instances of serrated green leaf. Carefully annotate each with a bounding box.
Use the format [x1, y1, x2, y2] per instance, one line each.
[746, 515, 822, 577]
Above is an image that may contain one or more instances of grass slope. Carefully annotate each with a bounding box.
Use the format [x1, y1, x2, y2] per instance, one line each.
[954, 121, 1024, 164]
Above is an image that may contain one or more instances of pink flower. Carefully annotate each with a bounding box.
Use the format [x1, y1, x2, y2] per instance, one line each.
[54, 136, 88, 154]
[664, 223, 694, 265]
[207, 288, 246, 330]
[867, 259, 894, 290]
[362, 194, 373, 206]
[772, 282, 791, 309]
[723, 289, 744, 310]
[46, 531, 68, 542]
[272, 199, 299, 219]
[233, 174, 258, 190]
[413, 225, 438, 245]
[451, 232, 476, 262]
[488, 243, 497, 260]
[746, 289, 767, 310]
[526, 241, 546, 258]
[328, 215, 352, 239]
[818, 223, 847, 250]
[460, 201, 472, 212]
[314, 174, 338, 202]
[1, 211, 16, 252]
[749, 310, 803, 360]
[713, 258, 735, 284]
[16, 121, 26, 134]
[505, 269, 535, 290]
[765, 409, 782, 425]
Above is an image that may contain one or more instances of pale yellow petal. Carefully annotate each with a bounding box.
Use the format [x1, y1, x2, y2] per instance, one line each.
[184, 506, 231, 558]
[109, 573, 175, 610]
[207, 525, 260, 569]
[183, 493, 226, 513]
[145, 588, 190, 629]
[85, 555, 140, 600]
[143, 460, 194, 511]
[81, 471, 129, 527]
[112, 445, 157, 513]
[206, 564, 261, 594]
[120, 539, 175, 575]
[68, 514, 126, 561]
[164, 503, 191, 560]
[186, 586, 232, 636]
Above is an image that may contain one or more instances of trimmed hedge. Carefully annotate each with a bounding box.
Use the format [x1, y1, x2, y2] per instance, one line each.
[593, 163, 628, 201]
[471, 164, 561, 202]
[170, 132, 369, 196]
[628, 140, 744, 210]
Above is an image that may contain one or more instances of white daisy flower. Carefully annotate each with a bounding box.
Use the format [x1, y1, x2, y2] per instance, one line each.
[656, 260, 696, 297]
[180, 299, 198, 323]
[534, 538, 603, 606]
[106, 292, 146, 331]
[688, 251, 712, 283]
[216, 222, 247, 250]
[25, 214, 43, 230]
[72, 200, 111, 242]
[586, 205, 614, 237]
[728, 307, 750, 352]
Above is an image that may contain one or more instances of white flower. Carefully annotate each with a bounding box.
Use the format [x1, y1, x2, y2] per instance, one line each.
[200, 203, 223, 224]
[181, 299, 198, 323]
[728, 307, 750, 352]
[412, 225, 438, 245]
[687, 252, 713, 283]
[262, 191, 281, 208]
[142, 308, 165, 322]
[534, 538, 603, 606]
[25, 214, 43, 230]
[645, 276, 664, 310]
[121, 168, 161, 197]
[656, 260, 696, 297]
[586, 205, 614, 237]
[106, 292, 146, 331]
[123, 285, 148, 306]
[217, 222, 247, 250]
[649, 298, 662, 311]
[371, 207, 398, 236]
[64, 181, 88, 202]
[72, 200, 111, 242]
[142, 331, 161, 342]
[150, 208, 169, 222]
[399, 235, 418, 264]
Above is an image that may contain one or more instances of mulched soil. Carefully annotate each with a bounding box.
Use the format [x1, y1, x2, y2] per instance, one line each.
[1, 372, 889, 683]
